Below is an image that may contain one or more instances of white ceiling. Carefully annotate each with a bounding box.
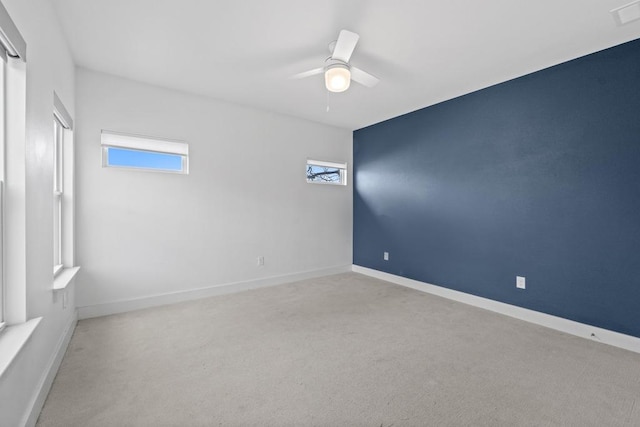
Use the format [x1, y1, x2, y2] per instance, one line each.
[50, 0, 640, 130]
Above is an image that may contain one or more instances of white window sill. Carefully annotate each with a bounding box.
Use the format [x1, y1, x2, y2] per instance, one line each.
[0, 317, 42, 379]
[53, 266, 80, 291]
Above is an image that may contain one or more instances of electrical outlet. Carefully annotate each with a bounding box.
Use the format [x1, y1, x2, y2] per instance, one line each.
[383, 252, 389, 261]
[516, 276, 526, 289]
[257, 256, 264, 267]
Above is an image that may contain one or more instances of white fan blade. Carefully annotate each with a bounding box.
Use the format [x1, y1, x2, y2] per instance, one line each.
[291, 68, 324, 79]
[331, 30, 359, 63]
[351, 66, 379, 87]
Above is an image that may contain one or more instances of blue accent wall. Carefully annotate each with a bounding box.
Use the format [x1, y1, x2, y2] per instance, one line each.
[353, 38, 640, 338]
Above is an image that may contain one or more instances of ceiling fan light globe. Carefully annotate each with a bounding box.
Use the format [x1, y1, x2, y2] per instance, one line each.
[325, 66, 351, 93]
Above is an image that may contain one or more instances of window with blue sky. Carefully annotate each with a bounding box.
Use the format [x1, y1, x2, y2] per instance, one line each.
[105, 147, 184, 172]
[101, 130, 189, 174]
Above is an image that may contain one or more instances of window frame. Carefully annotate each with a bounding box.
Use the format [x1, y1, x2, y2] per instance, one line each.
[52, 92, 75, 281]
[306, 159, 347, 186]
[0, 56, 5, 330]
[0, 0, 27, 328]
[53, 115, 64, 275]
[101, 130, 189, 174]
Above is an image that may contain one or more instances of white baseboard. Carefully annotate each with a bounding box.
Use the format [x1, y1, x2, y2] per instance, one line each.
[78, 265, 352, 320]
[352, 265, 640, 355]
[24, 310, 78, 427]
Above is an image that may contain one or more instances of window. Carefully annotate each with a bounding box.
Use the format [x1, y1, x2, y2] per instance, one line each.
[101, 131, 189, 174]
[0, 0, 27, 328]
[0, 56, 5, 330]
[53, 116, 63, 273]
[306, 159, 347, 185]
[53, 93, 74, 277]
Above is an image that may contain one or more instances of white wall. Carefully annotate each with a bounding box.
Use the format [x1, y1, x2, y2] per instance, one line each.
[75, 69, 353, 312]
[0, 0, 76, 425]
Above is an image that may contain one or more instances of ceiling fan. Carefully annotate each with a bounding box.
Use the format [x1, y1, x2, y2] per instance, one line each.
[292, 30, 380, 93]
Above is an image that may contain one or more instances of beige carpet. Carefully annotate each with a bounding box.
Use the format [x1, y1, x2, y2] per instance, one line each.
[38, 273, 640, 426]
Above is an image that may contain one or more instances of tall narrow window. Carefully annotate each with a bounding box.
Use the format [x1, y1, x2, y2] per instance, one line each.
[0, 0, 27, 327]
[0, 53, 6, 330]
[53, 91, 75, 282]
[53, 116, 64, 274]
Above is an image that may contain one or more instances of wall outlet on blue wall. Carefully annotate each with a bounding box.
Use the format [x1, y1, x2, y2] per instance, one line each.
[383, 252, 389, 261]
[516, 276, 526, 289]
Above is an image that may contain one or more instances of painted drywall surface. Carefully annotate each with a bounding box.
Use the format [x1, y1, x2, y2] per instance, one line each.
[0, 0, 76, 425]
[354, 38, 640, 338]
[75, 69, 352, 308]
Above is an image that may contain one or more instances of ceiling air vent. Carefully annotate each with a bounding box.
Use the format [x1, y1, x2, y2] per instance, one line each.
[611, 0, 640, 25]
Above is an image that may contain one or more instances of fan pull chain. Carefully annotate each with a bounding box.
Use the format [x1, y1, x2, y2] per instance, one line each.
[326, 90, 330, 112]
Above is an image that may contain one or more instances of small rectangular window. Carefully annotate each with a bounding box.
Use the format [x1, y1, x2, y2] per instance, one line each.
[106, 147, 184, 171]
[101, 130, 189, 174]
[306, 159, 347, 185]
